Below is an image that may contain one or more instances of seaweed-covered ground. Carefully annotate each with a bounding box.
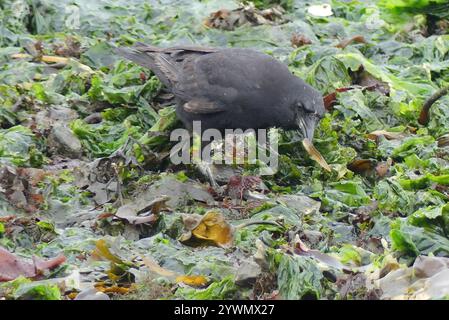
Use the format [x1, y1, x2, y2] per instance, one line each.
[1, 0, 449, 300]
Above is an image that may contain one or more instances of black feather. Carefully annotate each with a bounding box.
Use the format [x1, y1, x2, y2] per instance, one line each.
[116, 44, 325, 140]
[114, 47, 174, 88]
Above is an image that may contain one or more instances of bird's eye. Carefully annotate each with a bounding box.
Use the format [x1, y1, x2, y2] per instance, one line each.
[306, 110, 321, 120]
[297, 102, 321, 118]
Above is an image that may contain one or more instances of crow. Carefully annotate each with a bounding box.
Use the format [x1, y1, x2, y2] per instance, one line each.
[116, 43, 325, 140]
[116, 43, 327, 186]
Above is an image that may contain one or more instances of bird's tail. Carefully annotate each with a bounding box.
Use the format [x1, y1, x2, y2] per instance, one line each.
[114, 44, 175, 88]
[115, 43, 218, 88]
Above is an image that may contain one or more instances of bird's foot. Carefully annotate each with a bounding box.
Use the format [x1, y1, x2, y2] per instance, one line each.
[196, 160, 220, 190]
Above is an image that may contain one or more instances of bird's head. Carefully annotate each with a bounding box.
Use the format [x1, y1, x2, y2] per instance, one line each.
[294, 84, 325, 141]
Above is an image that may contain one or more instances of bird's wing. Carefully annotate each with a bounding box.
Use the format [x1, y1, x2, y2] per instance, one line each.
[182, 98, 226, 114]
[115, 46, 177, 88]
[174, 49, 286, 115]
[115, 43, 218, 89]
[171, 53, 241, 115]
[133, 42, 218, 55]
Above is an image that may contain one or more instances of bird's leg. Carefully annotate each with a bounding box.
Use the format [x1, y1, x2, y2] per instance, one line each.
[108, 161, 125, 207]
[255, 131, 280, 176]
[194, 159, 220, 190]
[191, 132, 220, 190]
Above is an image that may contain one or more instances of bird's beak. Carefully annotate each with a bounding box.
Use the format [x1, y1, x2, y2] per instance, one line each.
[297, 115, 331, 172]
[297, 116, 316, 141]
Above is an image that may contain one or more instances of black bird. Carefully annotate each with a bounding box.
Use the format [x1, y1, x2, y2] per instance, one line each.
[115, 43, 325, 141]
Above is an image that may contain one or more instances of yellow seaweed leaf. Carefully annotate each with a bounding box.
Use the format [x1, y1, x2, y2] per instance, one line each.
[142, 256, 176, 278]
[92, 239, 124, 264]
[191, 210, 234, 246]
[176, 275, 208, 287]
[302, 138, 331, 172]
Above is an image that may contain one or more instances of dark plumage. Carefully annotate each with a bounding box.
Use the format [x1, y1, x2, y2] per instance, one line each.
[115, 43, 325, 140]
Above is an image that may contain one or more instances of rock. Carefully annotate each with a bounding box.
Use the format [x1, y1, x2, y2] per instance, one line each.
[141, 175, 214, 209]
[302, 230, 324, 245]
[34, 106, 78, 130]
[209, 164, 242, 185]
[74, 287, 110, 300]
[328, 222, 357, 245]
[48, 123, 83, 158]
[235, 259, 262, 286]
[48, 106, 79, 122]
[87, 181, 116, 205]
[278, 194, 321, 217]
